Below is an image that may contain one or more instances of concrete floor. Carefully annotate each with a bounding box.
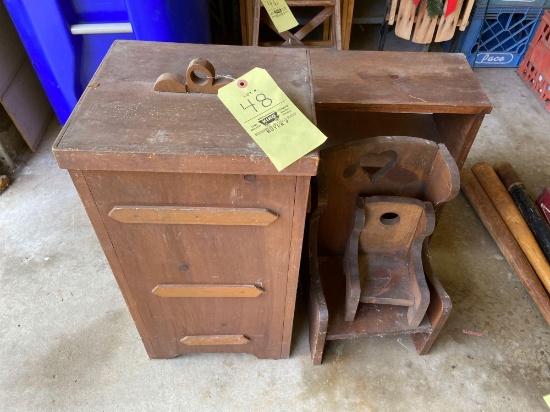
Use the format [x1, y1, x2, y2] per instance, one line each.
[1, 68, 549, 411]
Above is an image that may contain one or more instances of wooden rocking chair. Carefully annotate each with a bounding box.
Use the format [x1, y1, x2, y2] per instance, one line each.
[308, 136, 460, 364]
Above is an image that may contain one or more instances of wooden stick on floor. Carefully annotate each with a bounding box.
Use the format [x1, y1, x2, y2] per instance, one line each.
[494, 161, 550, 262]
[461, 168, 550, 325]
[472, 162, 550, 295]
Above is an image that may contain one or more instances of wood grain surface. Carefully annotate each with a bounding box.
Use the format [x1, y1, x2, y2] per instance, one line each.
[433, 113, 486, 169]
[108, 206, 279, 226]
[153, 72, 187, 93]
[83, 170, 297, 359]
[461, 168, 550, 325]
[316, 111, 441, 150]
[68, 170, 163, 358]
[413, 240, 452, 354]
[310, 49, 492, 114]
[152, 284, 265, 298]
[280, 175, 311, 358]
[307, 136, 458, 363]
[321, 257, 432, 339]
[308, 203, 330, 365]
[472, 163, 550, 294]
[308, 249, 452, 363]
[317, 136, 457, 256]
[58, 42, 317, 361]
[494, 161, 550, 263]
[347, 196, 434, 326]
[53, 41, 319, 176]
[180, 335, 250, 345]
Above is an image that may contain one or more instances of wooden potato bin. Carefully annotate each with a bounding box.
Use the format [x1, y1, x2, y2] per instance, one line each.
[53, 42, 319, 360]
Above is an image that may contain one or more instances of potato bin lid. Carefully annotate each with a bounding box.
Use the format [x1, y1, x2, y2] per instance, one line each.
[53, 41, 319, 176]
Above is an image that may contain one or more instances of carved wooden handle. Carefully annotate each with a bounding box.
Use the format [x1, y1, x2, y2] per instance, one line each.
[154, 58, 232, 94]
[180, 335, 250, 346]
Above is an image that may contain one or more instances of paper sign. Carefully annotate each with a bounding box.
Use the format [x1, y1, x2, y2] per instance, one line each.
[544, 394, 550, 408]
[218, 68, 326, 171]
[261, 0, 298, 33]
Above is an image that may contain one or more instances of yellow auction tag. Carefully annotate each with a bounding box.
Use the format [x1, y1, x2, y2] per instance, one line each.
[218, 68, 326, 171]
[261, 0, 298, 33]
[544, 394, 550, 408]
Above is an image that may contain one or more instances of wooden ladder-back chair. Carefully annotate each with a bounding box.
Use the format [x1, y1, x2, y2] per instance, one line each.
[252, 0, 342, 49]
[380, 0, 475, 48]
[308, 136, 460, 364]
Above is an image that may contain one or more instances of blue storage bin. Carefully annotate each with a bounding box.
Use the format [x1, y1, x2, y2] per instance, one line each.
[475, 0, 546, 8]
[453, 6, 544, 67]
[3, 0, 210, 124]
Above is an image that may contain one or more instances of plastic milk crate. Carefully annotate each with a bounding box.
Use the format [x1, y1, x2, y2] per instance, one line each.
[476, 0, 546, 8]
[517, 10, 550, 111]
[454, 5, 545, 67]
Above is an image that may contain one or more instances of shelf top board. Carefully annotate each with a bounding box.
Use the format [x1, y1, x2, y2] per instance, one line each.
[310, 50, 493, 115]
[54, 41, 319, 176]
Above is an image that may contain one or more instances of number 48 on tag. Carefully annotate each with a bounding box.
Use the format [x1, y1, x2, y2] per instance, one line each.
[239, 90, 273, 113]
[218, 67, 327, 171]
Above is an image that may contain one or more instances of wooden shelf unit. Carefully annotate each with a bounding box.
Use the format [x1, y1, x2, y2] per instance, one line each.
[310, 49, 492, 168]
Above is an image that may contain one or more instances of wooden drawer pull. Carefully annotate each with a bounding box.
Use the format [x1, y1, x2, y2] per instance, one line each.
[181, 335, 250, 346]
[108, 206, 278, 226]
[152, 284, 264, 298]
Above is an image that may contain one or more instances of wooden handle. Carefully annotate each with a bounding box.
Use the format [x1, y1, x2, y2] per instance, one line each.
[185, 58, 231, 94]
[152, 284, 264, 298]
[471, 162, 550, 294]
[154, 58, 231, 94]
[493, 161, 522, 189]
[109, 206, 278, 226]
[494, 161, 550, 263]
[180, 335, 250, 346]
[154, 73, 187, 93]
[461, 168, 550, 325]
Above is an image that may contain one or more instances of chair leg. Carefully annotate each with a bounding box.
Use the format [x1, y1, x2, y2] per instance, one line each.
[309, 274, 329, 365]
[413, 240, 452, 354]
[252, 0, 261, 46]
[308, 207, 329, 365]
[343, 199, 364, 321]
[406, 264, 431, 327]
[333, 0, 342, 50]
[407, 202, 434, 327]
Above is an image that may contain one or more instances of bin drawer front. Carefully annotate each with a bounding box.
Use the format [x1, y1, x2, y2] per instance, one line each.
[84, 170, 296, 358]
